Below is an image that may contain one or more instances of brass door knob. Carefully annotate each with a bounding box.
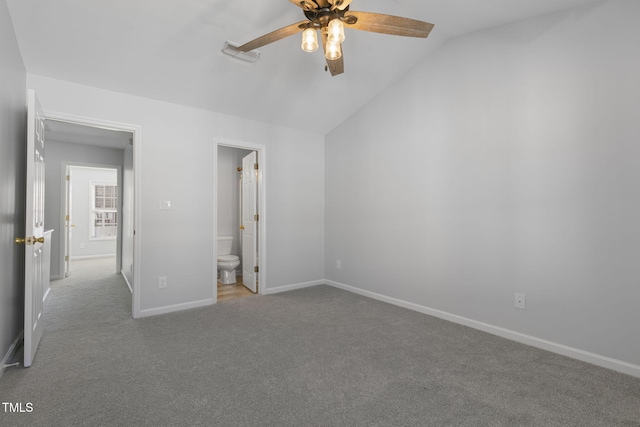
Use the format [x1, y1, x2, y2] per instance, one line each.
[15, 236, 45, 245]
[240, 225, 245, 230]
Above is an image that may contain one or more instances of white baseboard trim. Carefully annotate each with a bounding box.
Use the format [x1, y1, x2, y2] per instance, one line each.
[70, 254, 116, 261]
[121, 270, 133, 294]
[138, 298, 213, 318]
[1, 332, 23, 381]
[50, 274, 63, 281]
[326, 280, 640, 379]
[263, 279, 324, 295]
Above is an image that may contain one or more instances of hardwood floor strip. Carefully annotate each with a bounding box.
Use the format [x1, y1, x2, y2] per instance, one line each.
[217, 276, 255, 301]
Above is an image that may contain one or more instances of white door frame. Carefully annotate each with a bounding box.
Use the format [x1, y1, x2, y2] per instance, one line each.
[214, 139, 267, 302]
[44, 110, 143, 318]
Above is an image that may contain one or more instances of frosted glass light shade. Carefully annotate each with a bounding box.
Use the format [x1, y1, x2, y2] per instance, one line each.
[301, 28, 319, 52]
[327, 19, 345, 44]
[325, 40, 341, 60]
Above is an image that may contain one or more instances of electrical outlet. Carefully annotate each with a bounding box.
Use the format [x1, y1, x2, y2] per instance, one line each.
[159, 276, 167, 289]
[336, 260, 341, 269]
[515, 293, 526, 309]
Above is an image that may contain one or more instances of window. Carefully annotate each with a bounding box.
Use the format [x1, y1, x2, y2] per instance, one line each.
[91, 183, 118, 239]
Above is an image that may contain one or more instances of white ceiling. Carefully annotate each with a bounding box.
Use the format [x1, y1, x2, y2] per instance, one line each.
[7, 0, 602, 135]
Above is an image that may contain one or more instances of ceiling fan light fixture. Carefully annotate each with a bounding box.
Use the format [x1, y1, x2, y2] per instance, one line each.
[327, 18, 345, 44]
[301, 28, 318, 52]
[239, 0, 434, 76]
[325, 40, 341, 61]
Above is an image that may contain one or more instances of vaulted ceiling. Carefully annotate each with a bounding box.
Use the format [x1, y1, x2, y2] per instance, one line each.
[7, 0, 602, 135]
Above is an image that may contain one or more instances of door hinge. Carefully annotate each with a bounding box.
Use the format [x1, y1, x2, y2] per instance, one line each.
[65, 215, 70, 221]
[254, 214, 259, 221]
[65, 255, 69, 261]
[254, 266, 259, 273]
[237, 167, 242, 172]
[254, 163, 259, 170]
[66, 175, 70, 181]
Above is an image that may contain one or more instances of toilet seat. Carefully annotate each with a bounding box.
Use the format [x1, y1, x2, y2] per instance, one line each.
[217, 255, 239, 262]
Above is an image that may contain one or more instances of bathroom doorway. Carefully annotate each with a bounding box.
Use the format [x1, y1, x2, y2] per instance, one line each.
[215, 140, 266, 302]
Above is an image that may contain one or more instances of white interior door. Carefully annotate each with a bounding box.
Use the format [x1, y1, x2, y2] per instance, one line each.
[22, 90, 48, 367]
[64, 166, 72, 277]
[241, 152, 258, 293]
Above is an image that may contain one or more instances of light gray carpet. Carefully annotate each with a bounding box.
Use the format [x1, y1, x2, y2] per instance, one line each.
[1, 258, 639, 426]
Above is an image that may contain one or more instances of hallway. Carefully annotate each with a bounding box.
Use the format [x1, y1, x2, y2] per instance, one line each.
[47, 257, 131, 329]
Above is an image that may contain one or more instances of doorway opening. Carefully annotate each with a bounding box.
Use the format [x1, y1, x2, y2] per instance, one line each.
[63, 165, 120, 279]
[215, 140, 266, 302]
[43, 115, 141, 318]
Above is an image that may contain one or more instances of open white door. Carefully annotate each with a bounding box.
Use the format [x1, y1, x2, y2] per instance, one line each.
[19, 90, 48, 367]
[241, 152, 258, 293]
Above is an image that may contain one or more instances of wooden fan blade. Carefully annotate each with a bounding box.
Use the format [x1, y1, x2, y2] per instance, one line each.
[344, 11, 434, 38]
[326, 52, 344, 76]
[321, 31, 344, 76]
[237, 21, 309, 52]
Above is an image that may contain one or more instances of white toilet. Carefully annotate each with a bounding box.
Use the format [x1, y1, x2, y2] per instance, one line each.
[217, 236, 240, 285]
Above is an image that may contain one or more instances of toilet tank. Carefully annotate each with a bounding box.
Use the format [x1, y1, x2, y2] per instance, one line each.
[217, 236, 233, 255]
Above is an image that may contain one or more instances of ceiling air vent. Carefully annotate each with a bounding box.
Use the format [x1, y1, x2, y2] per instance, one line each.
[221, 41, 260, 63]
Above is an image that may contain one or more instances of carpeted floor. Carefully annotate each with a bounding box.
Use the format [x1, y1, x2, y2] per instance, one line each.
[1, 258, 639, 426]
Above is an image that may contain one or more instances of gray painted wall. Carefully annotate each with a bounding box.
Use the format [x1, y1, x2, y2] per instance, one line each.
[325, 0, 640, 367]
[44, 140, 124, 278]
[29, 74, 326, 316]
[0, 0, 26, 369]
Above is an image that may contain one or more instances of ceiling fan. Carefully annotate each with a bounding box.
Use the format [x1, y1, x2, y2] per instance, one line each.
[235, 0, 434, 76]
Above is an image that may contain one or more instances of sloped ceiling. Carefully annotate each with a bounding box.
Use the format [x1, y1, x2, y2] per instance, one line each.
[7, 0, 602, 135]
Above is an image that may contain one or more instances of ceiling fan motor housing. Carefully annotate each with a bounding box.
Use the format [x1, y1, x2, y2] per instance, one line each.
[304, 6, 350, 29]
[300, 0, 353, 11]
